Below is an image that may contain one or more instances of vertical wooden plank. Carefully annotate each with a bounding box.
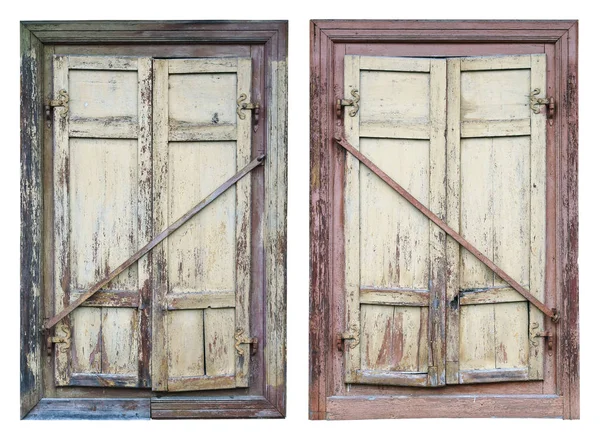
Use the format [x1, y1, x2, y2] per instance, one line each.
[343, 55, 360, 382]
[460, 138, 494, 288]
[204, 308, 235, 377]
[151, 58, 169, 391]
[392, 307, 424, 371]
[268, 53, 288, 413]
[52, 54, 71, 386]
[492, 136, 530, 287]
[529, 53, 547, 380]
[491, 135, 530, 376]
[309, 23, 330, 418]
[167, 141, 235, 292]
[459, 305, 495, 372]
[494, 302, 528, 369]
[41, 42, 55, 398]
[418, 307, 429, 372]
[101, 308, 139, 375]
[167, 310, 205, 378]
[445, 58, 461, 384]
[428, 58, 446, 386]
[70, 308, 101, 374]
[137, 57, 153, 388]
[542, 41, 557, 395]
[235, 57, 252, 387]
[565, 23, 579, 419]
[459, 136, 494, 377]
[360, 305, 393, 370]
[20, 25, 43, 417]
[360, 138, 430, 290]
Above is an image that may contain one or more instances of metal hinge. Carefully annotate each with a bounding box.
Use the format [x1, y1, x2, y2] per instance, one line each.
[237, 93, 260, 131]
[336, 89, 360, 118]
[234, 328, 258, 356]
[45, 89, 69, 121]
[530, 322, 554, 355]
[45, 324, 71, 356]
[336, 326, 359, 351]
[529, 88, 555, 125]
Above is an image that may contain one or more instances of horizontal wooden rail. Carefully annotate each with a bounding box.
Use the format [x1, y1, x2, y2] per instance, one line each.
[335, 135, 558, 322]
[45, 154, 266, 330]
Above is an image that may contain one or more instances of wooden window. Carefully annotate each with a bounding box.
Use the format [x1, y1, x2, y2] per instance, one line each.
[310, 20, 578, 420]
[20, 21, 287, 420]
[52, 55, 153, 388]
[152, 58, 253, 391]
[342, 54, 547, 387]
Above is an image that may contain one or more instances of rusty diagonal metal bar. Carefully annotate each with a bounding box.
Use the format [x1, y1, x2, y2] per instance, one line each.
[45, 154, 266, 330]
[335, 135, 558, 322]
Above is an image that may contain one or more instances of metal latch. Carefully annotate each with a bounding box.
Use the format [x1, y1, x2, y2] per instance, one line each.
[234, 328, 258, 356]
[530, 322, 554, 354]
[237, 93, 260, 131]
[45, 89, 69, 121]
[336, 89, 360, 118]
[45, 324, 71, 356]
[529, 88, 555, 125]
[336, 327, 359, 351]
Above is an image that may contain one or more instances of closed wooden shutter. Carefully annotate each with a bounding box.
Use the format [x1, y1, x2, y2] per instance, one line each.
[341, 54, 547, 387]
[343, 56, 447, 386]
[151, 58, 253, 391]
[446, 55, 547, 384]
[52, 56, 255, 392]
[53, 55, 153, 387]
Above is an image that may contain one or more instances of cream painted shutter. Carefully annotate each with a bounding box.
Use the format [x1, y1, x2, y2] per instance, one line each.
[152, 58, 253, 391]
[342, 54, 547, 387]
[53, 55, 152, 387]
[446, 55, 547, 384]
[343, 56, 447, 387]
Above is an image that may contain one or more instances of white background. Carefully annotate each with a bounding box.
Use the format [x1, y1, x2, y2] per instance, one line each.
[3, 0, 599, 436]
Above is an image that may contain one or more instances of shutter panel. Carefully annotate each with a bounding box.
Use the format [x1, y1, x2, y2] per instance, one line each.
[343, 56, 447, 386]
[152, 58, 252, 391]
[446, 54, 547, 384]
[53, 55, 152, 387]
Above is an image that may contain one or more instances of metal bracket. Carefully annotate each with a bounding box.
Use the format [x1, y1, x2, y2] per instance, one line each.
[336, 326, 359, 351]
[45, 324, 71, 356]
[237, 93, 260, 131]
[45, 89, 69, 121]
[529, 88, 555, 125]
[530, 322, 554, 354]
[234, 328, 258, 356]
[336, 89, 360, 118]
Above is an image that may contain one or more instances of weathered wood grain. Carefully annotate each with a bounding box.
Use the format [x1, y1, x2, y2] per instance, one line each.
[52, 56, 153, 388]
[20, 24, 44, 418]
[529, 53, 547, 380]
[326, 395, 563, 419]
[151, 396, 283, 419]
[52, 54, 71, 386]
[459, 287, 526, 305]
[343, 56, 445, 386]
[445, 58, 461, 385]
[153, 57, 254, 392]
[26, 398, 150, 420]
[151, 58, 169, 392]
[359, 289, 429, 307]
[343, 54, 361, 382]
[310, 19, 576, 421]
[264, 52, 288, 414]
[235, 57, 253, 387]
[22, 19, 288, 420]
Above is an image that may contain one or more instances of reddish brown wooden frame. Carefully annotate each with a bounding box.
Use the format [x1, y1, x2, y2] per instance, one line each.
[309, 19, 579, 420]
